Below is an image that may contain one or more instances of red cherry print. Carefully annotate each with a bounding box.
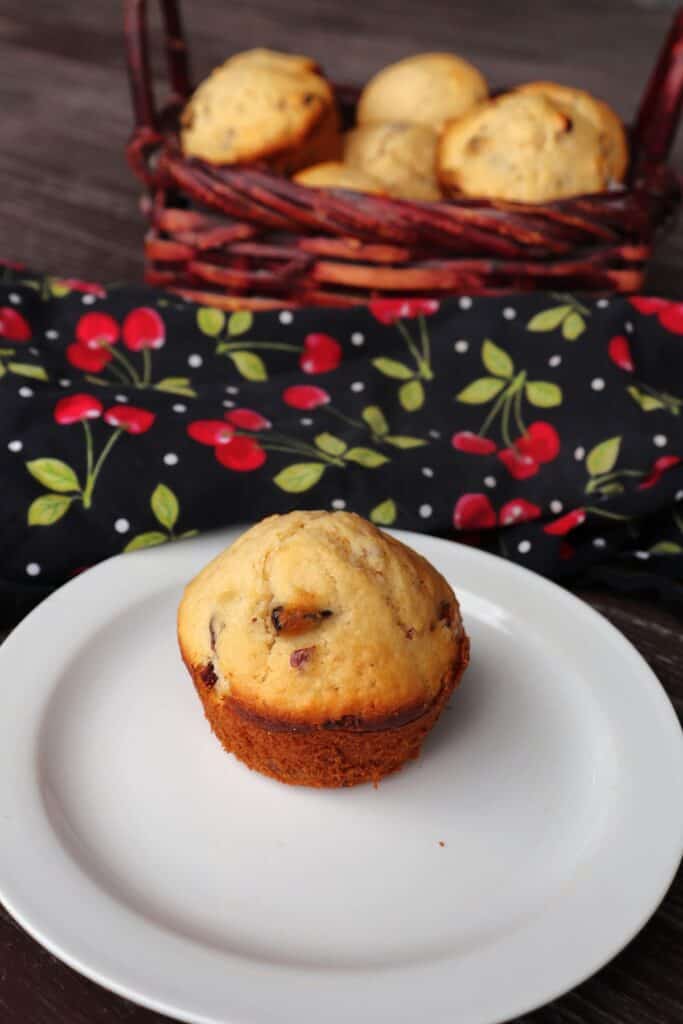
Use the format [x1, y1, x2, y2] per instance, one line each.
[215, 436, 266, 471]
[0, 307, 31, 342]
[188, 420, 235, 445]
[76, 312, 119, 350]
[225, 408, 271, 431]
[103, 404, 155, 434]
[499, 499, 542, 526]
[451, 431, 497, 455]
[369, 297, 440, 324]
[299, 333, 343, 374]
[282, 385, 331, 410]
[608, 335, 634, 372]
[629, 296, 671, 315]
[498, 448, 539, 480]
[515, 422, 560, 464]
[66, 343, 112, 372]
[543, 508, 586, 535]
[54, 394, 103, 424]
[657, 303, 683, 334]
[453, 493, 497, 530]
[638, 454, 681, 490]
[122, 307, 166, 351]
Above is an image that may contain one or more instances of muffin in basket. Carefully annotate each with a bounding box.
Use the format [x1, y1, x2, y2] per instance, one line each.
[438, 91, 609, 202]
[357, 52, 488, 128]
[180, 48, 341, 172]
[178, 511, 469, 788]
[344, 122, 441, 200]
[294, 160, 385, 193]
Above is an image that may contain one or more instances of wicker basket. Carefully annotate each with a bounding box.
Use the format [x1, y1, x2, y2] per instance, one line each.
[124, 0, 683, 309]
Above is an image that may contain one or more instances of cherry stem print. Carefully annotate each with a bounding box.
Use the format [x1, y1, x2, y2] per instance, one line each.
[369, 299, 440, 412]
[26, 396, 155, 527]
[454, 339, 562, 478]
[526, 292, 590, 340]
[124, 484, 198, 552]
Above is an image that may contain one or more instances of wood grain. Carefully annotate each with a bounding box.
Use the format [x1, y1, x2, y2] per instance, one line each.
[0, 1, 681, 1022]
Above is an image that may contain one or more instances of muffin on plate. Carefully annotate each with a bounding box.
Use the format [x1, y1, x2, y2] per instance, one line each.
[294, 160, 385, 193]
[178, 511, 469, 788]
[515, 81, 628, 182]
[180, 49, 341, 172]
[357, 52, 488, 128]
[344, 122, 441, 200]
[438, 91, 609, 202]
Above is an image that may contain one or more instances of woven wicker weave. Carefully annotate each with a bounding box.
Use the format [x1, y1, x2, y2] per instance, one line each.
[124, 1, 683, 309]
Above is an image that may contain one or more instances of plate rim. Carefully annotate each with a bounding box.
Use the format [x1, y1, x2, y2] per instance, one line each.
[0, 527, 681, 1024]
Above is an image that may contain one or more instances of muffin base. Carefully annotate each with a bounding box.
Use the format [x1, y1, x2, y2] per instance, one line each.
[182, 635, 469, 788]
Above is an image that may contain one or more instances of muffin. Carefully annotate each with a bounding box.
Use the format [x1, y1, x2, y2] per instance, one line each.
[178, 511, 469, 788]
[438, 91, 609, 202]
[294, 160, 385, 193]
[357, 52, 488, 129]
[344, 123, 441, 200]
[180, 49, 341, 172]
[515, 81, 628, 182]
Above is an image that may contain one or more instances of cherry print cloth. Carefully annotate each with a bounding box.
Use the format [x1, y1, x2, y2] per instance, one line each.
[0, 267, 682, 603]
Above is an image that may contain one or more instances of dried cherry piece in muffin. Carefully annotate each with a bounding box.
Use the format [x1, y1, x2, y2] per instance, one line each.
[271, 606, 333, 635]
[200, 662, 218, 688]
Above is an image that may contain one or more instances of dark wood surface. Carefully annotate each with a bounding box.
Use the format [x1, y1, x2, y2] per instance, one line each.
[0, 2, 682, 1023]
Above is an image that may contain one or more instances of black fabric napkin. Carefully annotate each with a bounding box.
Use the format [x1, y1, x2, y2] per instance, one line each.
[1, 264, 681, 602]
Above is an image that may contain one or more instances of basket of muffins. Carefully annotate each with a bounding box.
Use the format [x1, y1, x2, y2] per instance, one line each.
[124, 1, 683, 308]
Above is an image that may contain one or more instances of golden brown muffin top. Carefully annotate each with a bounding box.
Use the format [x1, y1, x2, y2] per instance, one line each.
[357, 52, 488, 129]
[294, 160, 385, 193]
[178, 511, 463, 724]
[344, 122, 441, 200]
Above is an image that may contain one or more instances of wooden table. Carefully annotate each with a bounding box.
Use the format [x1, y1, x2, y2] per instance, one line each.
[0, 1, 681, 1022]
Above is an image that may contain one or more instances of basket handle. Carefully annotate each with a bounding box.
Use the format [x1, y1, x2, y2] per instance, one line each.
[124, 0, 192, 133]
[631, 7, 683, 181]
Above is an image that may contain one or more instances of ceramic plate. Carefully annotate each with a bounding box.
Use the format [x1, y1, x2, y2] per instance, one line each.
[0, 528, 681, 1024]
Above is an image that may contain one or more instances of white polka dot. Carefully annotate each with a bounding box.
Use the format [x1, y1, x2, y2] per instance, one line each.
[653, 434, 667, 448]
[8, 292, 21, 305]
[114, 518, 130, 534]
[517, 540, 531, 554]
[484, 476, 497, 488]
[18, 386, 33, 398]
[550, 500, 563, 514]
[591, 378, 605, 391]
[188, 354, 202, 368]
[163, 453, 179, 466]
[634, 550, 650, 560]
[331, 498, 346, 510]
[458, 296, 472, 310]
[300, 417, 313, 426]
[596, 298, 610, 308]
[58, 378, 71, 388]
[172, 403, 187, 413]
[421, 467, 434, 478]
[225, 385, 240, 395]
[29, 347, 39, 356]
[548, 354, 562, 368]
[574, 447, 585, 461]
[419, 504, 432, 518]
[502, 307, 517, 320]
[45, 329, 59, 340]
[222, 399, 235, 408]
[676, 490, 683, 502]
[81, 294, 96, 305]
[454, 339, 469, 353]
[429, 429, 441, 439]
[624, 321, 634, 334]
[350, 381, 365, 393]
[351, 332, 364, 346]
[279, 310, 294, 325]
[25, 562, 41, 577]
[115, 394, 128, 403]
[593, 537, 607, 548]
[7, 440, 22, 453]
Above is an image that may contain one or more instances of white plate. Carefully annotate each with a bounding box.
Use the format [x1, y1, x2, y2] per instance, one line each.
[0, 528, 681, 1024]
